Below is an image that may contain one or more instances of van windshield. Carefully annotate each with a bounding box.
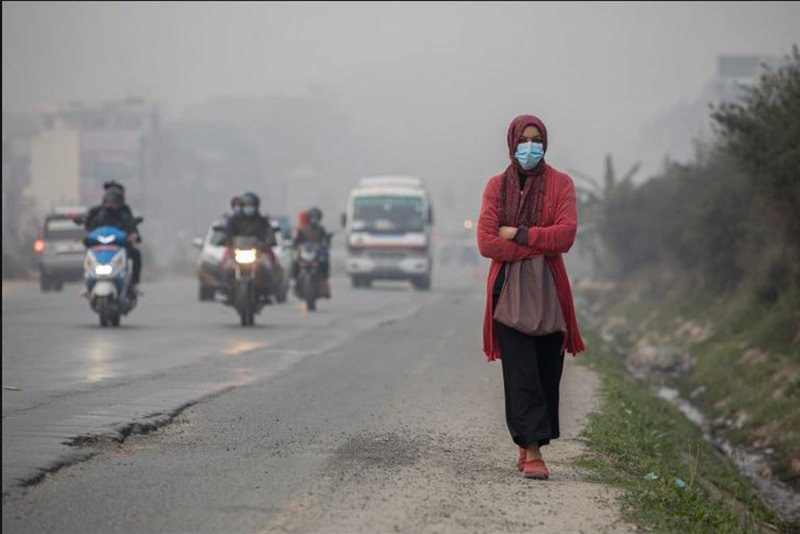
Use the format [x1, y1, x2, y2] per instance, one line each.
[352, 196, 425, 233]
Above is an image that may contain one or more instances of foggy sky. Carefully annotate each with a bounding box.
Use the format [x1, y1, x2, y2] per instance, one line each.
[4, 1, 799, 198]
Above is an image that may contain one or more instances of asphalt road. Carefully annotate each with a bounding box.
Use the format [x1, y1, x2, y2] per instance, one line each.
[2, 265, 629, 533]
[2, 272, 449, 493]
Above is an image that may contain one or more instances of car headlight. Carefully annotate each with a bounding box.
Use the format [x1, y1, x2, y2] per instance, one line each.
[234, 249, 257, 264]
[95, 265, 113, 275]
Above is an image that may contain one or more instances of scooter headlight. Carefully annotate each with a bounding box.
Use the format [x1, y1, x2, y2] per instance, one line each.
[234, 249, 257, 264]
[95, 264, 113, 275]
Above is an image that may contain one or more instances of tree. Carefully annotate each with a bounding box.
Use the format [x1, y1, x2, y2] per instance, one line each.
[712, 46, 800, 252]
[569, 154, 642, 275]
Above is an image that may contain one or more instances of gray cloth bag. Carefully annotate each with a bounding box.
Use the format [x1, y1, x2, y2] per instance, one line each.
[493, 256, 566, 336]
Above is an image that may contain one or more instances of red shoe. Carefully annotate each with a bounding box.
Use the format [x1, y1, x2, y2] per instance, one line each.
[517, 448, 526, 472]
[523, 458, 550, 480]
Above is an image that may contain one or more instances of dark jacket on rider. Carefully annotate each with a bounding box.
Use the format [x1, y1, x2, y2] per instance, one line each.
[85, 204, 140, 240]
[85, 205, 137, 235]
[225, 213, 275, 248]
[294, 225, 328, 247]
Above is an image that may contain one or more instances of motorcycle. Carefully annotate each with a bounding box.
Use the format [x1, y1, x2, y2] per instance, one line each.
[82, 224, 141, 327]
[227, 236, 271, 326]
[293, 237, 330, 312]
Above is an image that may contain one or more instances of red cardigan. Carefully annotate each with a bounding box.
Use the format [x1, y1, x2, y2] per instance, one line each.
[477, 165, 585, 360]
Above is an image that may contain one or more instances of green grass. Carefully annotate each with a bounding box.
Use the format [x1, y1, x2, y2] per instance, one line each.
[680, 291, 797, 490]
[686, 293, 800, 488]
[600, 277, 800, 492]
[577, 332, 785, 533]
[717, 291, 800, 355]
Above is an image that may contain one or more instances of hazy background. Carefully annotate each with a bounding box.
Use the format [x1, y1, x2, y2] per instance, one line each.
[3, 1, 799, 273]
[4, 2, 799, 509]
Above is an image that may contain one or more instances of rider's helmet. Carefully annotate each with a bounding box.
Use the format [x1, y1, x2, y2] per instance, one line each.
[307, 207, 323, 227]
[102, 187, 124, 210]
[240, 192, 260, 216]
[104, 180, 126, 199]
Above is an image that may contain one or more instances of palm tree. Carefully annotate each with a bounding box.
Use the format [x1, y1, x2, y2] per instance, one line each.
[568, 154, 641, 276]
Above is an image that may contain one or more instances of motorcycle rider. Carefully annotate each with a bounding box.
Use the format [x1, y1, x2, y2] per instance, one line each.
[103, 180, 134, 219]
[223, 192, 277, 302]
[223, 195, 243, 228]
[102, 181, 142, 290]
[84, 188, 142, 295]
[293, 207, 331, 298]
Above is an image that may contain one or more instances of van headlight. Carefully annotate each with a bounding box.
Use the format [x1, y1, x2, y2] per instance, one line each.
[234, 249, 257, 264]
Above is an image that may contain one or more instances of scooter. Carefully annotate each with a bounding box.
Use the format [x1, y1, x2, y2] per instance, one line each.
[82, 224, 140, 327]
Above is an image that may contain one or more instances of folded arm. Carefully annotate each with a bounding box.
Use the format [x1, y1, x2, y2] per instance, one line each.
[477, 180, 543, 263]
[522, 178, 577, 255]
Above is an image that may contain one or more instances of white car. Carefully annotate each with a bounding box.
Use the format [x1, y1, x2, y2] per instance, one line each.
[192, 219, 227, 301]
[271, 221, 291, 303]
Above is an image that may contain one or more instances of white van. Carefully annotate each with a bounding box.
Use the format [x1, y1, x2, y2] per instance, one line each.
[342, 176, 433, 290]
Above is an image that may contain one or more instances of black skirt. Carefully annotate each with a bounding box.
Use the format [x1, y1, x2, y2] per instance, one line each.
[493, 268, 565, 449]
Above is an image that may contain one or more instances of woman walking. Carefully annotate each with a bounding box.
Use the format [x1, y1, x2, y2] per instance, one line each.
[477, 114, 585, 480]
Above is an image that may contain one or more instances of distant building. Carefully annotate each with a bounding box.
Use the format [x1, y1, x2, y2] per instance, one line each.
[714, 54, 784, 104]
[2, 113, 40, 244]
[635, 53, 782, 176]
[26, 98, 159, 216]
[29, 127, 81, 214]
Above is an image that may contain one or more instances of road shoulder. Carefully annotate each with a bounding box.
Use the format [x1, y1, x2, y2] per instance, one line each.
[263, 293, 634, 534]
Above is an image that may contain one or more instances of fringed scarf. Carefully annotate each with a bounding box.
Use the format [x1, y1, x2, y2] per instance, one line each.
[498, 114, 549, 228]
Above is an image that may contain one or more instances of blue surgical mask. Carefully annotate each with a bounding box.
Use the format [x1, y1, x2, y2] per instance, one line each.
[515, 142, 545, 170]
[242, 206, 256, 216]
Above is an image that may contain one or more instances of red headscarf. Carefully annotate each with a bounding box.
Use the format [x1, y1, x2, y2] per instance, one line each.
[506, 114, 548, 165]
[499, 114, 549, 227]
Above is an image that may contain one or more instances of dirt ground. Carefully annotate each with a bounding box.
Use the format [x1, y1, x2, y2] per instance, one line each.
[262, 355, 635, 534]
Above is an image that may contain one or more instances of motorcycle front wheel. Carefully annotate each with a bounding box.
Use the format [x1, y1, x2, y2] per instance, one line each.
[236, 281, 256, 326]
[298, 272, 316, 312]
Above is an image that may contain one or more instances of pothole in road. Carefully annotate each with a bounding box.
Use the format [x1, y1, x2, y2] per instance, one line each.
[329, 431, 424, 469]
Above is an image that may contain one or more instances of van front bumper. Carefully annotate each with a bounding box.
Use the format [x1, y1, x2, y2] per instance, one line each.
[346, 255, 430, 276]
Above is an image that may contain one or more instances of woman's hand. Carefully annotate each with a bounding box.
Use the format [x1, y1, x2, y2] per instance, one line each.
[499, 226, 518, 240]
